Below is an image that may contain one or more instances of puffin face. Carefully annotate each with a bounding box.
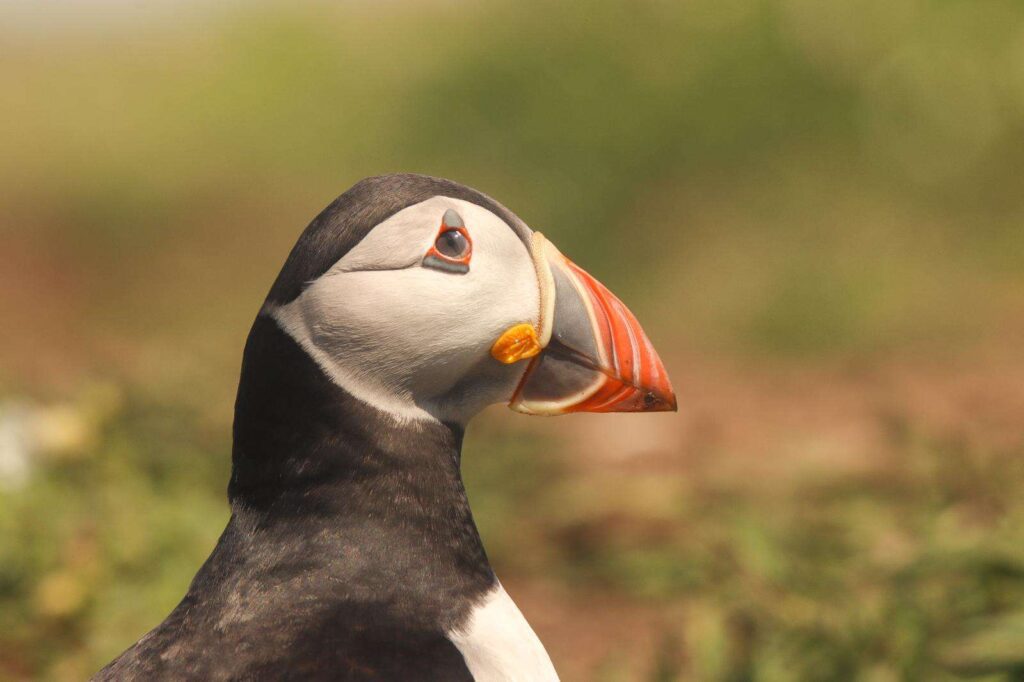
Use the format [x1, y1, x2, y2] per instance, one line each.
[268, 183, 675, 424]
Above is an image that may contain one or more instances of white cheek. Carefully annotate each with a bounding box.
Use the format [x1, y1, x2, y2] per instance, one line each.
[307, 268, 493, 392]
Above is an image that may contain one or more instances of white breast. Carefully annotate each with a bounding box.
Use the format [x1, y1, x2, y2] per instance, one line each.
[447, 583, 559, 682]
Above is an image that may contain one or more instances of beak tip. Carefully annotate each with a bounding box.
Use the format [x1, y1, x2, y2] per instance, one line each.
[645, 390, 678, 413]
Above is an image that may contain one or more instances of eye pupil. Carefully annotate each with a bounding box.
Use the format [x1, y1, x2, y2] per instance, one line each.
[436, 229, 468, 258]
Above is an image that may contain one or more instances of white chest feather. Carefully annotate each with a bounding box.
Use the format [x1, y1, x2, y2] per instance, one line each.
[447, 584, 559, 682]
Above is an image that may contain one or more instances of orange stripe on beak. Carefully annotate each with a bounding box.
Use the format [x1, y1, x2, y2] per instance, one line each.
[561, 259, 676, 413]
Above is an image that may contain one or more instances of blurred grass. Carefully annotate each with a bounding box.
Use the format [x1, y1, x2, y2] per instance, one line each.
[4, 0, 1023, 374]
[4, 390, 1024, 679]
[2, 0, 1024, 679]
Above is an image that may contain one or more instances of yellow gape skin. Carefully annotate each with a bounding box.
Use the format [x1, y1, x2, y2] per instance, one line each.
[490, 323, 543, 364]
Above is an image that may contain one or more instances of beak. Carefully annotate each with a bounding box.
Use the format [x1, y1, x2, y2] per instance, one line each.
[498, 233, 676, 415]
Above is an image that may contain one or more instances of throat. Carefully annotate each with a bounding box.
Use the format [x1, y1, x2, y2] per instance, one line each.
[223, 314, 495, 630]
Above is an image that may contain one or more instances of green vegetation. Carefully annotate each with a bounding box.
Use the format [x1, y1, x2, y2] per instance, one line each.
[4, 388, 1024, 679]
[2, 0, 1024, 679]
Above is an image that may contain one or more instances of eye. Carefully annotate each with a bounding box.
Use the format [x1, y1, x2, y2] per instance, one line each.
[422, 208, 472, 274]
[435, 229, 469, 259]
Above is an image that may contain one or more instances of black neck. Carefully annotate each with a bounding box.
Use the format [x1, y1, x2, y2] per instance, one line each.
[224, 313, 494, 625]
[94, 315, 494, 680]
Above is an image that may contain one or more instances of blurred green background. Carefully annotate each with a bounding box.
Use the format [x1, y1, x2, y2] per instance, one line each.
[2, 1, 1024, 679]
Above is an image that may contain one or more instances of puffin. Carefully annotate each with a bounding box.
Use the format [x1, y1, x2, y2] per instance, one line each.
[95, 174, 675, 681]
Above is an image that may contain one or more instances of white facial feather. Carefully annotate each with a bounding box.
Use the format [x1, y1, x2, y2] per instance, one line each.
[269, 197, 540, 424]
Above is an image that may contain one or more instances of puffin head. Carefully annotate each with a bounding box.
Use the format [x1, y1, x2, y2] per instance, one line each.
[262, 174, 675, 425]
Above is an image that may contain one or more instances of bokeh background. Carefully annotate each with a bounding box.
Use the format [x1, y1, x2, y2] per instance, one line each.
[3, 1, 1024, 679]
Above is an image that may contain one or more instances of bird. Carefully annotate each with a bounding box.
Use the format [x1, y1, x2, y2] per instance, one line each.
[94, 174, 676, 681]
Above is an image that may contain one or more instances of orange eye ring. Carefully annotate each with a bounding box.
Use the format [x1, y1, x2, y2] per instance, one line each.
[422, 208, 472, 274]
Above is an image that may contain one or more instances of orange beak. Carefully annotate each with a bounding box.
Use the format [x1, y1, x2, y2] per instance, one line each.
[506, 234, 676, 415]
